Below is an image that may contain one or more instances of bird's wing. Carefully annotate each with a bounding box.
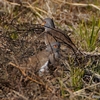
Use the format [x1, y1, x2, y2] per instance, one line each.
[47, 28, 82, 56]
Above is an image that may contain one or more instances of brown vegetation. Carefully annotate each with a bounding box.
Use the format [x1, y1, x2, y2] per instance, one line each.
[0, 0, 100, 100]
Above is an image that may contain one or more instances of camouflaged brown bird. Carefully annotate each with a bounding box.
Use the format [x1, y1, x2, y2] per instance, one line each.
[29, 18, 82, 76]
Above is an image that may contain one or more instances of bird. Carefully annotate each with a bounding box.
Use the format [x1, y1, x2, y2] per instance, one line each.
[33, 18, 61, 76]
[29, 18, 82, 76]
[39, 18, 76, 75]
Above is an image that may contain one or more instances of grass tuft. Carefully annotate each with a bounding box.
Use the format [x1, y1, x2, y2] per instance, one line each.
[76, 17, 100, 51]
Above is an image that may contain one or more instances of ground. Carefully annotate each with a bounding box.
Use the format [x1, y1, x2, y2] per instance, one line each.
[0, 0, 100, 100]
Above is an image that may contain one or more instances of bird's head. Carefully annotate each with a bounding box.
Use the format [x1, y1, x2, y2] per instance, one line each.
[42, 18, 55, 32]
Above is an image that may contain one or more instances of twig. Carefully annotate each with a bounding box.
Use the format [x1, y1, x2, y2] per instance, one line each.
[56, 0, 100, 11]
[12, 90, 28, 100]
[4, 0, 21, 6]
[8, 62, 53, 92]
[24, 2, 47, 19]
[45, 0, 52, 18]
[74, 82, 100, 95]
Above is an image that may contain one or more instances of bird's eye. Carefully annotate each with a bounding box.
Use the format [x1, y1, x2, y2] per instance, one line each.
[53, 45, 58, 48]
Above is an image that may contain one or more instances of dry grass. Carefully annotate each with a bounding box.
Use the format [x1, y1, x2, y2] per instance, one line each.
[0, 0, 100, 100]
